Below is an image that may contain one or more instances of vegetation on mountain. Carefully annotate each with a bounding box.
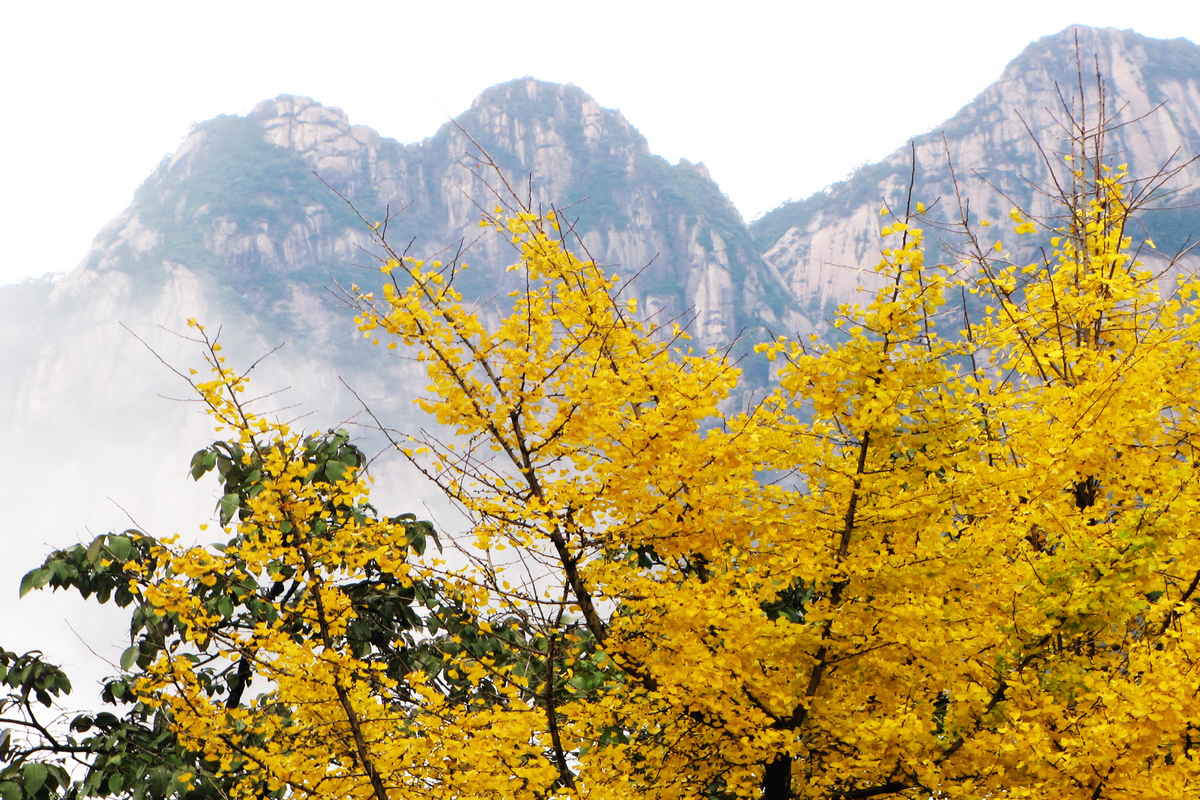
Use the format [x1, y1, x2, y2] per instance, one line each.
[127, 112, 383, 305]
[6, 57, 1200, 800]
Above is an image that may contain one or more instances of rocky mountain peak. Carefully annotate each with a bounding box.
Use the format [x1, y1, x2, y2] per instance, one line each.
[249, 95, 385, 185]
[466, 77, 643, 149]
[35, 76, 802, 404]
[752, 25, 1200, 325]
[1009, 26, 1200, 100]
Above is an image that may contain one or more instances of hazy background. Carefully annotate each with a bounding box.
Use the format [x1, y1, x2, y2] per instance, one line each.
[4, 0, 1199, 286]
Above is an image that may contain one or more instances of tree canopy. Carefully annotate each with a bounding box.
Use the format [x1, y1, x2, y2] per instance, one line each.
[6, 82, 1200, 800]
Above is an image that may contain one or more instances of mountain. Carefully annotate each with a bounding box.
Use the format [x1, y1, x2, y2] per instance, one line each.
[751, 26, 1200, 324]
[4, 25, 1200, 690]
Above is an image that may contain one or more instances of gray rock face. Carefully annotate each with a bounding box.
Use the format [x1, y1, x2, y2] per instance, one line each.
[752, 26, 1200, 327]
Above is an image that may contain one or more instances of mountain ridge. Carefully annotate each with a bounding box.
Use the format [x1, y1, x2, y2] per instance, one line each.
[59, 80, 804, 356]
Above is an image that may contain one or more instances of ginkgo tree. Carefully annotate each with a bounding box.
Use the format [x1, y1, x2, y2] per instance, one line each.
[10, 75, 1200, 800]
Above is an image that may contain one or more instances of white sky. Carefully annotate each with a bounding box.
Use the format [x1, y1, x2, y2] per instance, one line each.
[2, 0, 1199, 287]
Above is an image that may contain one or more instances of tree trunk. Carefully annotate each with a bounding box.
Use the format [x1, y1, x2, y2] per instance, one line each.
[763, 754, 792, 800]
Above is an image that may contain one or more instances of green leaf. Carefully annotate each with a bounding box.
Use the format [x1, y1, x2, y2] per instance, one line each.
[218, 494, 240, 526]
[23, 762, 47, 795]
[120, 646, 138, 671]
[569, 669, 605, 693]
[48, 560, 76, 582]
[190, 449, 218, 481]
[324, 460, 348, 482]
[108, 535, 133, 562]
[408, 527, 426, 556]
[419, 520, 442, 553]
[19, 570, 53, 597]
[190, 450, 207, 481]
[86, 536, 104, 565]
[148, 768, 173, 796]
[217, 595, 234, 618]
[0, 781, 21, 800]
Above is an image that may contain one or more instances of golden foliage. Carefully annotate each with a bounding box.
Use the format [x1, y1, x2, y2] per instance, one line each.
[126, 121, 1200, 800]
